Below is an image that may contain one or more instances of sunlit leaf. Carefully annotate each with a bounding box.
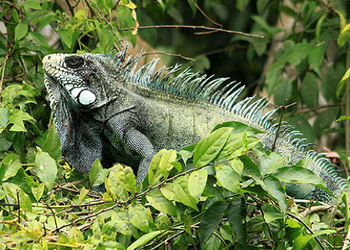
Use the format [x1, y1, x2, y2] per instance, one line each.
[188, 168, 208, 199]
[35, 149, 57, 190]
[193, 127, 232, 168]
[128, 203, 149, 232]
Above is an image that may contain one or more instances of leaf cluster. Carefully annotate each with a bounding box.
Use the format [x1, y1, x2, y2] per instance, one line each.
[0, 121, 349, 249]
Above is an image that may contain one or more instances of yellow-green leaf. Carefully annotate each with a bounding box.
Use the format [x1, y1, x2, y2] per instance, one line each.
[188, 169, 208, 199]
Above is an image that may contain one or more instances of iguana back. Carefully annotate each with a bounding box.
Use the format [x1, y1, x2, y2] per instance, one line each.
[43, 49, 347, 203]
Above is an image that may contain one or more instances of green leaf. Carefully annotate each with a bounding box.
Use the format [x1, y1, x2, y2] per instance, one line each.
[19, 189, 32, 212]
[106, 166, 128, 200]
[315, 13, 327, 43]
[230, 157, 244, 177]
[111, 163, 136, 193]
[146, 189, 178, 217]
[308, 43, 325, 76]
[126, 231, 162, 250]
[111, 208, 133, 235]
[278, 44, 311, 66]
[42, 125, 62, 161]
[31, 183, 44, 202]
[35, 149, 57, 190]
[89, 158, 109, 188]
[159, 149, 176, 179]
[1, 154, 22, 182]
[0, 107, 9, 132]
[204, 234, 222, 250]
[128, 204, 149, 233]
[266, 62, 282, 92]
[263, 175, 287, 212]
[193, 127, 232, 168]
[273, 78, 292, 106]
[251, 15, 271, 36]
[78, 186, 88, 205]
[273, 166, 332, 195]
[15, 23, 28, 41]
[236, 0, 250, 12]
[58, 28, 74, 49]
[227, 198, 247, 247]
[148, 149, 167, 186]
[161, 176, 198, 210]
[8, 109, 35, 132]
[160, 182, 177, 201]
[301, 72, 319, 108]
[3, 183, 20, 199]
[198, 201, 228, 249]
[13, 8, 19, 22]
[336, 67, 350, 97]
[217, 131, 260, 160]
[215, 163, 241, 193]
[23, 1, 42, 9]
[172, 176, 198, 210]
[188, 168, 208, 199]
[257, 150, 286, 176]
[338, 115, 350, 121]
[68, 227, 84, 243]
[338, 23, 350, 48]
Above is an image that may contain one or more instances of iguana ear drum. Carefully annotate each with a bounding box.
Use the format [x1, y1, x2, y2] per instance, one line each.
[65, 56, 84, 69]
[78, 90, 96, 106]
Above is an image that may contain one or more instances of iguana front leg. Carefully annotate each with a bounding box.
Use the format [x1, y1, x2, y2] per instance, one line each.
[106, 116, 156, 184]
[123, 128, 156, 183]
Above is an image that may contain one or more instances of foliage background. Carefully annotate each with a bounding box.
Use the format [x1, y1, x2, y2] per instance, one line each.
[0, 0, 350, 249]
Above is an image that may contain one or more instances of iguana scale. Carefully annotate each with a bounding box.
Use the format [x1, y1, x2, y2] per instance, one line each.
[42, 49, 347, 203]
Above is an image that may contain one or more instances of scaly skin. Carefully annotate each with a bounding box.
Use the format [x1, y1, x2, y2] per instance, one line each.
[43, 50, 347, 203]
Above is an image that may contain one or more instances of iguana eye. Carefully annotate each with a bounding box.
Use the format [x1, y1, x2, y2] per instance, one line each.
[65, 56, 84, 69]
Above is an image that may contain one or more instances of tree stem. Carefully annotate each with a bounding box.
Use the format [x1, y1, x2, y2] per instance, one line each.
[346, 40, 350, 155]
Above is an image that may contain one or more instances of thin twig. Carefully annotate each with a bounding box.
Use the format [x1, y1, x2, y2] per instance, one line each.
[248, 194, 274, 247]
[294, 103, 343, 114]
[287, 212, 326, 250]
[117, 25, 264, 38]
[85, 0, 123, 51]
[149, 231, 186, 250]
[345, 39, 350, 156]
[189, 0, 222, 27]
[300, 205, 343, 218]
[271, 100, 297, 151]
[52, 166, 205, 233]
[0, 40, 15, 103]
[16, 191, 20, 227]
[143, 51, 195, 61]
[44, 202, 58, 229]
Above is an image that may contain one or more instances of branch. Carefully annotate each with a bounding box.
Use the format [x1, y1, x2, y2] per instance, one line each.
[287, 212, 326, 250]
[143, 52, 195, 62]
[345, 39, 350, 155]
[189, 0, 222, 28]
[117, 25, 264, 38]
[0, 40, 15, 103]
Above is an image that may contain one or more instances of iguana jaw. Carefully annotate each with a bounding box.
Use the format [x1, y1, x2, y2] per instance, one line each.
[43, 54, 97, 108]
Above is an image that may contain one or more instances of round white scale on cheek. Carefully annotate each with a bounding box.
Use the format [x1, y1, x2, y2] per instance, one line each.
[71, 87, 84, 98]
[65, 84, 74, 91]
[79, 90, 96, 106]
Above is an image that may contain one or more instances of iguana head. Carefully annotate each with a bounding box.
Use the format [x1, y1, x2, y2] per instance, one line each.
[43, 53, 111, 109]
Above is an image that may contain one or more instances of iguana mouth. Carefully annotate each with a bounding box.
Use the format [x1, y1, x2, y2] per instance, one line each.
[44, 73, 60, 109]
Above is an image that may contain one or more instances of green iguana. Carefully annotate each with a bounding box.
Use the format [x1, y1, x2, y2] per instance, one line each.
[42, 49, 347, 203]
